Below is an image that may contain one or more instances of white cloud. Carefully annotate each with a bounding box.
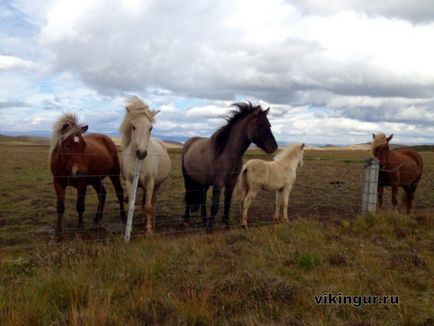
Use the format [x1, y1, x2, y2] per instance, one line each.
[0, 55, 38, 71]
[292, 0, 434, 23]
[1, 0, 434, 145]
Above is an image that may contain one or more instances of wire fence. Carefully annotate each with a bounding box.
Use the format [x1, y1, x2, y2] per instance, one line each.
[1, 148, 433, 252]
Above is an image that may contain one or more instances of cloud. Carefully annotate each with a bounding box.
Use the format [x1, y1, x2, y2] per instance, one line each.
[1, 0, 434, 145]
[0, 55, 38, 71]
[292, 0, 434, 23]
[36, 0, 434, 106]
[0, 100, 31, 109]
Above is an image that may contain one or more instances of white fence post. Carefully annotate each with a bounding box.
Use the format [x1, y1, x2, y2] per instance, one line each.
[124, 158, 142, 242]
[361, 158, 379, 214]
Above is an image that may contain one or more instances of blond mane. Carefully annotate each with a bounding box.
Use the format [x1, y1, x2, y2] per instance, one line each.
[371, 132, 388, 157]
[49, 112, 82, 160]
[273, 143, 304, 161]
[119, 96, 156, 150]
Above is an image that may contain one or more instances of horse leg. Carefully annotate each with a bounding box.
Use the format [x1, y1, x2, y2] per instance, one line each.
[274, 190, 282, 223]
[378, 185, 384, 210]
[406, 183, 417, 214]
[76, 184, 87, 228]
[222, 186, 234, 229]
[54, 180, 66, 239]
[391, 183, 399, 213]
[281, 185, 293, 223]
[151, 184, 160, 230]
[241, 191, 256, 228]
[201, 187, 208, 226]
[144, 178, 155, 235]
[110, 175, 126, 223]
[207, 186, 222, 233]
[92, 180, 106, 226]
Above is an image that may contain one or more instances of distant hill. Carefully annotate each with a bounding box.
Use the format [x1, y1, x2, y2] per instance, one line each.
[411, 145, 434, 151]
[1, 134, 432, 151]
[0, 135, 49, 146]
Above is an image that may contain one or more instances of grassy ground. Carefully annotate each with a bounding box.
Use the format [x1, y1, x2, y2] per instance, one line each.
[0, 139, 433, 324]
[0, 214, 433, 325]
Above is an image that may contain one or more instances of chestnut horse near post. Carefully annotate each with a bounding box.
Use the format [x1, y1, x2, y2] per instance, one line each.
[371, 133, 423, 214]
[49, 113, 126, 239]
[182, 102, 278, 232]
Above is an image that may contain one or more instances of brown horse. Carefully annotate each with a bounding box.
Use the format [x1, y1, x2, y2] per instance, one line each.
[182, 102, 278, 232]
[49, 113, 126, 239]
[371, 133, 423, 214]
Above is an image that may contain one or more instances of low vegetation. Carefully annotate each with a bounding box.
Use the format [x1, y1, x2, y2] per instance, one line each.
[0, 212, 433, 325]
[0, 137, 433, 324]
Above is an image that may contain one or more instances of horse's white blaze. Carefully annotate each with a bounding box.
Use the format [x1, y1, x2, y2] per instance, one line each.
[234, 143, 304, 227]
[120, 96, 171, 235]
[71, 164, 79, 175]
[73, 136, 79, 143]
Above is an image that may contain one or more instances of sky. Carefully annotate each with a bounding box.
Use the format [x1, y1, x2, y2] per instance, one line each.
[1, 0, 434, 145]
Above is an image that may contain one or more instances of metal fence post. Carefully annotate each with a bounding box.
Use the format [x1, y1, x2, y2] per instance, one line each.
[361, 158, 379, 214]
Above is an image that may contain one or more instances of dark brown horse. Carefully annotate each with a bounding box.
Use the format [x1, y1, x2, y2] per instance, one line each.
[371, 133, 423, 214]
[49, 113, 126, 239]
[182, 102, 278, 232]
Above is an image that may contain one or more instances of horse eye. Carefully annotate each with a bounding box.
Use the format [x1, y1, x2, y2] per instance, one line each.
[149, 127, 153, 131]
[132, 126, 136, 130]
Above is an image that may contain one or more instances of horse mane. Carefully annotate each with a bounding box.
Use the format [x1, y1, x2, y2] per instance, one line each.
[119, 96, 155, 150]
[211, 101, 261, 156]
[273, 144, 303, 161]
[371, 132, 388, 157]
[49, 112, 82, 160]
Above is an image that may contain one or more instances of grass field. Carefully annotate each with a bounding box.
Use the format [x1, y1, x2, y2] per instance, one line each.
[0, 138, 433, 324]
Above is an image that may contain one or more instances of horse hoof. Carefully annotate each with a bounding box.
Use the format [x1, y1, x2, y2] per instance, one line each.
[206, 228, 213, 234]
[224, 224, 230, 230]
[242, 225, 247, 230]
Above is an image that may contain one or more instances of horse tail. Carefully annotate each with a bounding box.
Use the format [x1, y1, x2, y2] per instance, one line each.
[182, 158, 205, 213]
[234, 167, 248, 200]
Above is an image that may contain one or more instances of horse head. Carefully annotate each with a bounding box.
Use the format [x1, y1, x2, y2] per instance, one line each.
[59, 122, 89, 176]
[373, 134, 393, 167]
[126, 106, 160, 160]
[298, 143, 305, 168]
[248, 107, 278, 154]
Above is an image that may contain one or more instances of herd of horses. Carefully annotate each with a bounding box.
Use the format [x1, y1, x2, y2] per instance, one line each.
[48, 97, 424, 239]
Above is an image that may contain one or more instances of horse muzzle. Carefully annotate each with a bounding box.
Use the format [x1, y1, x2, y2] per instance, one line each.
[136, 150, 148, 160]
[265, 143, 278, 154]
[71, 164, 88, 177]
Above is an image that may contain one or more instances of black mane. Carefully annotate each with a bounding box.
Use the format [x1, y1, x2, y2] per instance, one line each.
[211, 101, 261, 157]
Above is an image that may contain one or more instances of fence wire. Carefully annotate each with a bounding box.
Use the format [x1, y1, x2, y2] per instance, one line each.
[1, 148, 433, 252]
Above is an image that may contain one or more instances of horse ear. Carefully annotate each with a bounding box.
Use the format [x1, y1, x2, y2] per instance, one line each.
[125, 106, 129, 112]
[81, 125, 88, 133]
[263, 107, 270, 116]
[372, 133, 375, 139]
[152, 109, 161, 116]
[301, 143, 305, 149]
[387, 134, 393, 142]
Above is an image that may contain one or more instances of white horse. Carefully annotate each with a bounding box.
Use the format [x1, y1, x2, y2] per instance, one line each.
[120, 96, 171, 234]
[235, 143, 305, 227]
